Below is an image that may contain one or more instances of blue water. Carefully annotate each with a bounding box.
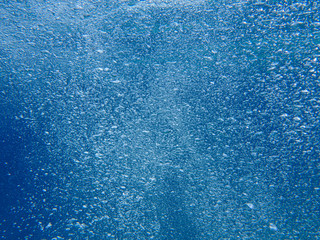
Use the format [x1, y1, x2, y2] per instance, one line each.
[1, 1, 319, 239]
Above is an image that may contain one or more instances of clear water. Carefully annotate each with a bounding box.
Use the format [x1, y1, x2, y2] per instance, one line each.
[1, 1, 319, 239]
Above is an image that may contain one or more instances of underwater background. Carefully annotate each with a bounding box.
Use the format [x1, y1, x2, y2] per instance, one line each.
[1, 0, 319, 239]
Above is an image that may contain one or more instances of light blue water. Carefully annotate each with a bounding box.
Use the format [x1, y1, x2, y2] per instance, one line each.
[1, 1, 319, 239]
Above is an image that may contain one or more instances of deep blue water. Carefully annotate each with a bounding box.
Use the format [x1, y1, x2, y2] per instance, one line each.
[1, 1, 320, 239]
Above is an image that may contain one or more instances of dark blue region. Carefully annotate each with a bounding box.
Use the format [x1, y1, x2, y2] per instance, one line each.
[0, 97, 66, 239]
[157, 169, 198, 240]
[0, 110, 43, 239]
